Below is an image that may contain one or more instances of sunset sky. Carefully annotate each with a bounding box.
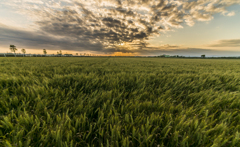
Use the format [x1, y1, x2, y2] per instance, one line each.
[0, 0, 240, 56]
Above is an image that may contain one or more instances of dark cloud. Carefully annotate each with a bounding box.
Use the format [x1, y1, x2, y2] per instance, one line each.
[208, 39, 240, 47]
[0, 25, 104, 51]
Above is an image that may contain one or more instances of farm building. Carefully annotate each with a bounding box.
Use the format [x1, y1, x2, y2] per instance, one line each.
[159, 54, 170, 57]
[64, 54, 73, 57]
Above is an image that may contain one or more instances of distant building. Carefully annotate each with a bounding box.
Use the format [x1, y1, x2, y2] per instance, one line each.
[159, 54, 170, 57]
[64, 54, 73, 57]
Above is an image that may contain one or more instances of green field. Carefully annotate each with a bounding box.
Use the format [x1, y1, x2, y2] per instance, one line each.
[1, 57, 240, 147]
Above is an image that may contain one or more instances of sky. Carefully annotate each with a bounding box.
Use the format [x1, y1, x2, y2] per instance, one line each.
[0, 0, 240, 56]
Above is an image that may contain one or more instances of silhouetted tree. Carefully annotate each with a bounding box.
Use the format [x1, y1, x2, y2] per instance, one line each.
[201, 55, 206, 58]
[21, 49, 26, 57]
[10, 45, 17, 57]
[57, 50, 62, 56]
[76, 53, 78, 56]
[43, 49, 47, 55]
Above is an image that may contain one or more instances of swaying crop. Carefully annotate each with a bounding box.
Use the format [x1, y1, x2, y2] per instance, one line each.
[0, 57, 240, 147]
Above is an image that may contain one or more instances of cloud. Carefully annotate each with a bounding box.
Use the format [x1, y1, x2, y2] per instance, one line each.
[105, 47, 240, 57]
[0, 24, 104, 52]
[223, 11, 236, 16]
[0, 0, 240, 54]
[208, 39, 240, 47]
[130, 48, 240, 56]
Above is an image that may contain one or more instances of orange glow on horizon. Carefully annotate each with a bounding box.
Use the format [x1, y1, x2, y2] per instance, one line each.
[110, 52, 136, 56]
[0, 47, 141, 56]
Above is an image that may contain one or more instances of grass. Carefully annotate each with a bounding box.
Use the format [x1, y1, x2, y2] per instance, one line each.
[0, 57, 240, 147]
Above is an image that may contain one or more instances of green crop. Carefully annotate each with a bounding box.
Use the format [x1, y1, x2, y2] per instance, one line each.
[0, 57, 240, 147]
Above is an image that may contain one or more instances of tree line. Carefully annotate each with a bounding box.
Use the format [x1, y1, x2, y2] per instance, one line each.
[9, 45, 47, 57]
[8, 45, 93, 57]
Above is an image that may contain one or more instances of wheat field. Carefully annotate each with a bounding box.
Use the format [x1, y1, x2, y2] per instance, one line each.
[0, 57, 240, 147]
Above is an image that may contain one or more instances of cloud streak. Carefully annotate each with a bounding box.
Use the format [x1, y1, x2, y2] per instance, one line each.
[209, 39, 240, 47]
[0, 24, 104, 51]
[0, 0, 240, 54]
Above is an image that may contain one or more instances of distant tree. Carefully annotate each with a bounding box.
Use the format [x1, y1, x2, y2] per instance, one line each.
[57, 50, 62, 56]
[43, 49, 47, 55]
[21, 49, 26, 56]
[201, 54, 206, 58]
[10, 45, 17, 57]
[76, 53, 78, 56]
